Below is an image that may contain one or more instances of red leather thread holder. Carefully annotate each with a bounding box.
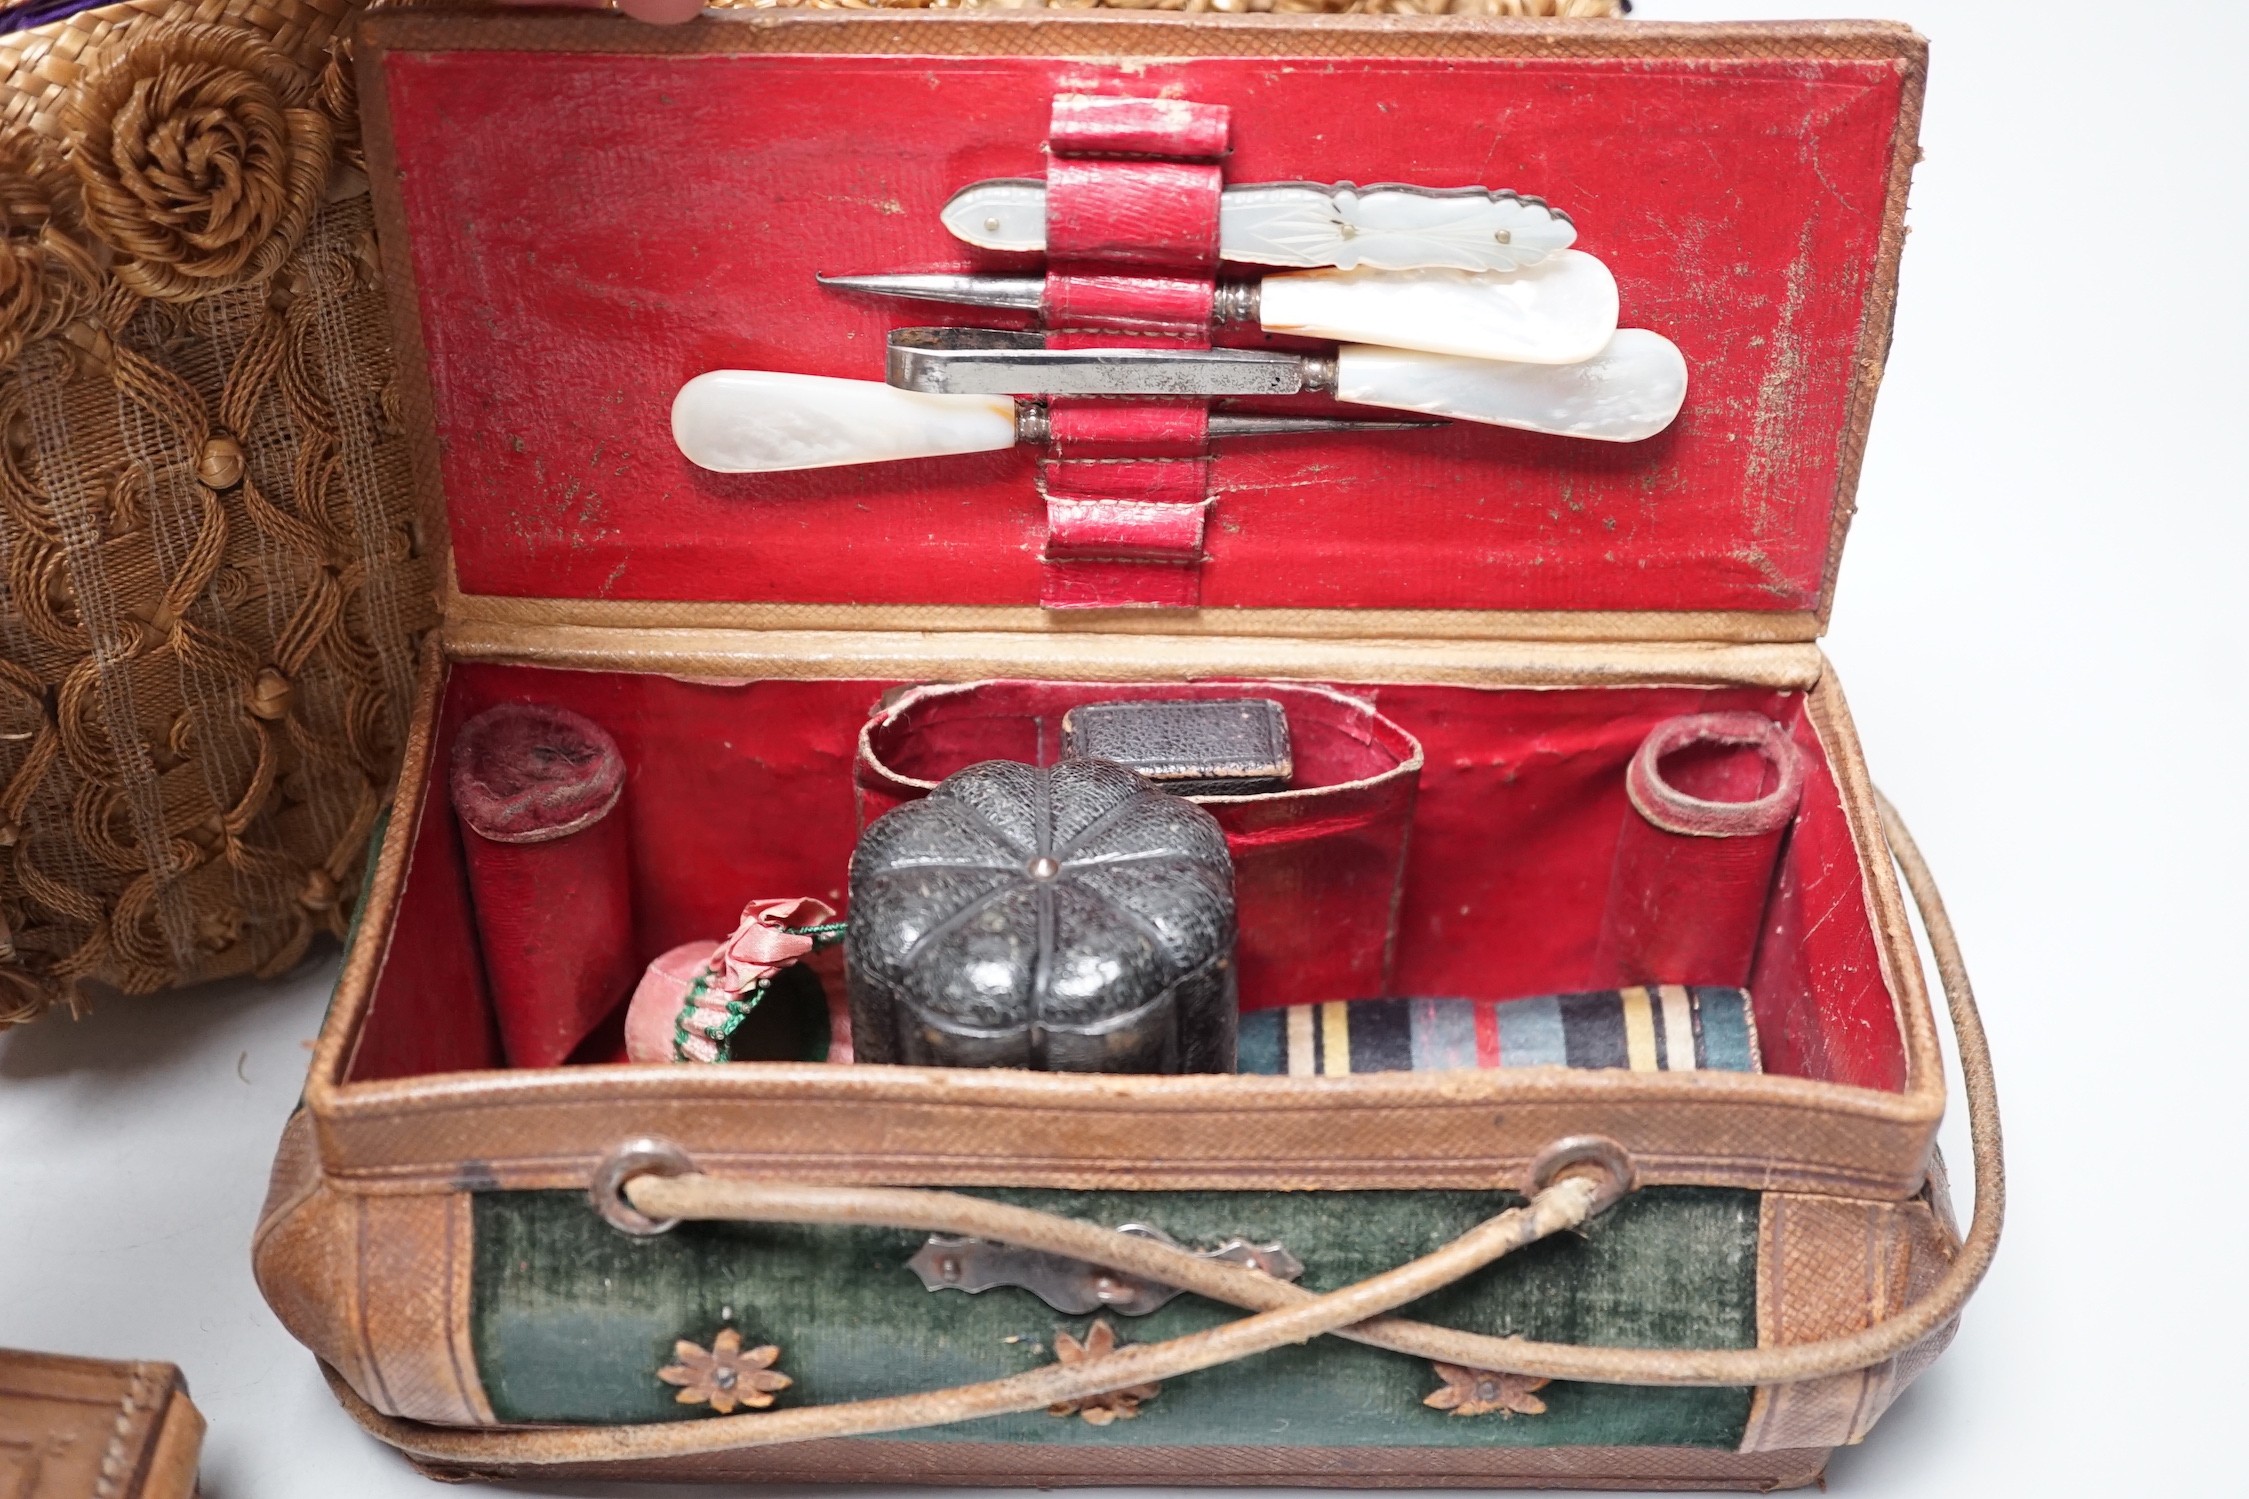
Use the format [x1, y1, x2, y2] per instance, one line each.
[1038, 96, 1228, 609]
[449, 703, 638, 1068]
[1592, 713, 1809, 989]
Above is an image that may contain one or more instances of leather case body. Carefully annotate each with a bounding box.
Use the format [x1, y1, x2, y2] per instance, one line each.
[254, 9, 1966, 1488]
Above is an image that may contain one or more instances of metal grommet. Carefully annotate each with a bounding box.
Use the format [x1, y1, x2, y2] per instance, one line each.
[1524, 1134, 1639, 1213]
[590, 1137, 696, 1236]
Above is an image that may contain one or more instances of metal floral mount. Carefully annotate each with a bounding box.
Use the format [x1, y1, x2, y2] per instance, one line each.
[329, 798, 2004, 1471]
[909, 1223, 1306, 1317]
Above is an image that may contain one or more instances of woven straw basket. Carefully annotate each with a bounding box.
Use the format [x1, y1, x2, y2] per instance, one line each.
[0, 0, 1617, 1024]
[0, 0, 429, 1022]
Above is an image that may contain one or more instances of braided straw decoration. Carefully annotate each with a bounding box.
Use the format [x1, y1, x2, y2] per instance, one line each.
[66, 21, 333, 301]
[0, 0, 431, 1023]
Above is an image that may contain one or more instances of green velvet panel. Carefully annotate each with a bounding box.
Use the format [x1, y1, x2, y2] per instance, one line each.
[471, 1187, 1758, 1449]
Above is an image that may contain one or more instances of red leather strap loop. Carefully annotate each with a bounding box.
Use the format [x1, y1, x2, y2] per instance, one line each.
[1044, 159, 1223, 271]
[1038, 95, 1229, 608]
[1042, 456, 1210, 507]
[1041, 496, 1211, 562]
[1043, 272, 1216, 337]
[1045, 400, 1210, 459]
[1042, 457, 1210, 565]
[1049, 94, 1230, 159]
[1039, 558, 1204, 610]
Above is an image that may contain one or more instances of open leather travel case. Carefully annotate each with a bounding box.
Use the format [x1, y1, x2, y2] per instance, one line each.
[255, 8, 2002, 1488]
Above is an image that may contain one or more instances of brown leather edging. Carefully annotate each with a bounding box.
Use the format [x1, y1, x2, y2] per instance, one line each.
[310, 637, 445, 1093]
[362, 9, 1918, 65]
[307, 1059, 1940, 1199]
[1814, 35, 1929, 627]
[437, 621, 1826, 691]
[445, 594, 1825, 646]
[1804, 664, 1945, 1105]
[393, 1429, 1829, 1488]
[352, 34, 455, 630]
[370, 1397, 1828, 1489]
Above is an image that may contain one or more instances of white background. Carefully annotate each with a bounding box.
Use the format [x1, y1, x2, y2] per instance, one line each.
[3, 1, 2243, 1494]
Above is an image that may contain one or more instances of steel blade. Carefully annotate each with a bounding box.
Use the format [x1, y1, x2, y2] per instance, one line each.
[887, 327, 1306, 398]
[818, 272, 1046, 313]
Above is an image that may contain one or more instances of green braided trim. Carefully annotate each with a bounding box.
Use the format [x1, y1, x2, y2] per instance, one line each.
[670, 921, 847, 1063]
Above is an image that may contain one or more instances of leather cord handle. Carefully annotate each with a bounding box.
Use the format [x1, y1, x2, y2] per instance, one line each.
[328, 1173, 1612, 1465]
[330, 793, 2000, 1465]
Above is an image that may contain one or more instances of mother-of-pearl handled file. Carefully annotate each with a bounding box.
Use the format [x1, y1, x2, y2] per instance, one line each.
[1258, 254, 1616, 366]
[673, 370, 1017, 473]
[1334, 330, 1689, 443]
[821, 255, 1617, 365]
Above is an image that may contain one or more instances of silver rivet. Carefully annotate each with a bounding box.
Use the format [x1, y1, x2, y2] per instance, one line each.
[1027, 856, 1060, 880]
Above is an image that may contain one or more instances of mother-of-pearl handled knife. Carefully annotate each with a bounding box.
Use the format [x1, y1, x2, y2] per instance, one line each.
[671, 372, 1438, 474]
[673, 371, 1019, 473]
[944, 180, 1576, 273]
[823, 253, 1618, 366]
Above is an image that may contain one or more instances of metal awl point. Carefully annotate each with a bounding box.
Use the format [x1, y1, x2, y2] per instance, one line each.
[1013, 404, 1443, 445]
[825, 271, 1263, 325]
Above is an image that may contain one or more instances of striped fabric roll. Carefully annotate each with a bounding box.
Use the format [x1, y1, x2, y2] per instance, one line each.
[1237, 986, 1760, 1077]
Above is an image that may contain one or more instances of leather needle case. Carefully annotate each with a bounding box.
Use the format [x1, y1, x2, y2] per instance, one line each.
[256, 10, 1998, 1491]
[1060, 696, 1292, 795]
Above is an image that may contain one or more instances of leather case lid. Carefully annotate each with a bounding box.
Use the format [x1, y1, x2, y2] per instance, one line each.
[363, 13, 1922, 629]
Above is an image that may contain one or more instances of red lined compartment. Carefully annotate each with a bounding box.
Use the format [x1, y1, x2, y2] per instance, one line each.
[351, 665, 1905, 1093]
[377, 42, 1908, 614]
[857, 680, 1419, 1007]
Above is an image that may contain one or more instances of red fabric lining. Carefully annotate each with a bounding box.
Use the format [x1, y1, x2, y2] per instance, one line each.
[352, 667, 1905, 1091]
[382, 50, 1904, 613]
[1744, 711, 1908, 1092]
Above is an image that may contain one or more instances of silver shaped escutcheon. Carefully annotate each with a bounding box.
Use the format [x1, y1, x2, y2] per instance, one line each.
[908, 1224, 1304, 1317]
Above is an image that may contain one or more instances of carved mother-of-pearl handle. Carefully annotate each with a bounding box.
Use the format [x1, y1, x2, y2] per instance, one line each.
[942, 180, 1576, 272]
[1332, 330, 1690, 443]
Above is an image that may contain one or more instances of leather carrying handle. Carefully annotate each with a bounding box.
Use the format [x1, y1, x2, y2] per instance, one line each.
[330, 792, 2001, 1465]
